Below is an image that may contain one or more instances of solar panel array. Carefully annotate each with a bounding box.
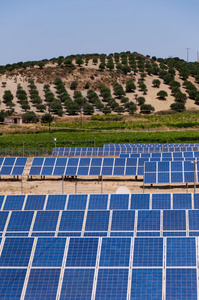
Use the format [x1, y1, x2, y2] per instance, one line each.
[120, 151, 199, 158]
[53, 144, 199, 157]
[0, 157, 27, 176]
[144, 161, 199, 184]
[0, 192, 198, 298]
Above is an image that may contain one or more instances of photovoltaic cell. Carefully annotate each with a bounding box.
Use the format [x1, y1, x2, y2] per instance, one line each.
[60, 269, 95, 300]
[0, 237, 33, 267]
[95, 269, 128, 300]
[166, 237, 196, 267]
[0, 212, 9, 231]
[99, 238, 131, 267]
[66, 238, 98, 267]
[25, 268, 60, 300]
[133, 238, 163, 267]
[32, 237, 66, 267]
[194, 194, 199, 209]
[131, 269, 162, 300]
[0, 269, 26, 299]
[189, 210, 199, 230]
[166, 268, 197, 300]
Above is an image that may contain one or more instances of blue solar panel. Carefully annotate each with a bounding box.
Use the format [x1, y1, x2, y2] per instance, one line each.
[31, 157, 44, 166]
[101, 166, 113, 175]
[13, 157, 27, 166]
[131, 194, 150, 209]
[25, 268, 60, 300]
[3, 157, 15, 165]
[77, 166, 89, 175]
[32, 237, 66, 267]
[144, 172, 156, 184]
[60, 269, 94, 300]
[88, 194, 108, 210]
[0, 269, 26, 299]
[111, 210, 135, 231]
[133, 238, 163, 267]
[163, 231, 186, 237]
[59, 211, 84, 231]
[25, 195, 46, 210]
[145, 162, 156, 172]
[158, 161, 169, 172]
[29, 166, 42, 175]
[33, 211, 59, 231]
[3, 195, 25, 210]
[91, 158, 102, 166]
[11, 166, 25, 175]
[99, 238, 131, 267]
[53, 166, 65, 175]
[184, 161, 194, 171]
[46, 194, 67, 210]
[7, 211, 34, 231]
[66, 238, 98, 267]
[171, 172, 183, 183]
[131, 269, 162, 300]
[41, 166, 53, 175]
[0, 237, 33, 266]
[152, 193, 171, 209]
[166, 269, 197, 300]
[194, 194, 199, 208]
[173, 193, 192, 209]
[0, 166, 13, 175]
[158, 172, 170, 183]
[95, 269, 128, 300]
[0, 212, 9, 230]
[167, 237, 196, 267]
[43, 157, 56, 166]
[171, 161, 183, 171]
[65, 166, 77, 176]
[109, 194, 129, 209]
[89, 166, 101, 175]
[137, 210, 160, 231]
[189, 210, 199, 230]
[67, 194, 88, 210]
[85, 211, 110, 231]
[55, 158, 67, 166]
[113, 166, 125, 175]
[103, 158, 114, 166]
[137, 231, 160, 236]
[67, 158, 79, 166]
[163, 210, 186, 230]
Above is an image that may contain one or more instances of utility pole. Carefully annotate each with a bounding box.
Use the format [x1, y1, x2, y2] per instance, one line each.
[186, 48, 190, 62]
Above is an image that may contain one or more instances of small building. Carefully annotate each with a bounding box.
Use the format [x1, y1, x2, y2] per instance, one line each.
[4, 114, 23, 125]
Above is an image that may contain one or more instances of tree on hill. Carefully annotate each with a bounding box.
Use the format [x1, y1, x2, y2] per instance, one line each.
[22, 111, 39, 123]
[126, 80, 136, 93]
[140, 104, 155, 114]
[157, 90, 168, 100]
[152, 79, 161, 88]
[170, 102, 185, 112]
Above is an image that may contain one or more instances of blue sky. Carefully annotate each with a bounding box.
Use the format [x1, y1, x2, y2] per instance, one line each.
[1, 0, 199, 65]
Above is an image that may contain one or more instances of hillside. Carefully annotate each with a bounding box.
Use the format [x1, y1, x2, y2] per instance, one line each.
[0, 52, 199, 121]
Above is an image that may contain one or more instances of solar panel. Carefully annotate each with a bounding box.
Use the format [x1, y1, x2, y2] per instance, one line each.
[137, 210, 160, 231]
[59, 211, 84, 232]
[109, 194, 129, 210]
[67, 194, 88, 210]
[0, 269, 26, 299]
[33, 211, 59, 232]
[189, 210, 199, 230]
[46, 194, 67, 210]
[99, 237, 131, 267]
[166, 268, 197, 300]
[166, 237, 196, 267]
[173, 193, 192, 209]
[60, 269, 94, 300]
[163, 210, 186, 231]
[131, 194, 150, 209]
[131, 269, 162, 299]
[95, 269, 128, 300]
[3, 195, 25, 210]
[133, 238, 163, 267]
[88, 194, 108, 210]
[25, 268, 60, 300]
[32, 237, 66, 267]
[85, 211, 110, 231]
[25, 195, 46, 210]
[7, 211, 34, 231]
[66, 238, 98, 267]
[0, 237, 33, 267]
[152, 193, 171, 209]
[111, 210, 135, 231]
[0, 212, 9, 230]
